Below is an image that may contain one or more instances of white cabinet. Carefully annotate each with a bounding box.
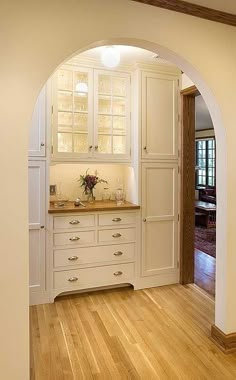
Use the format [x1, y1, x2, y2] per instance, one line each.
[51, 65, 131, 161]
[141, 71, 179, 160]
[28, 161, 47, 304]
[49, 210, 138, 301]
[94, 70, 130, 159]
[140, 163, 179, 286]
[28, 86, 46, 157]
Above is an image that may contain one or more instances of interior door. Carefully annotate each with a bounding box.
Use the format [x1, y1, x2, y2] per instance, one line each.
[28, 86, 46, 157]
[28, 161, 46, 293]
[141, 71, 178, 160]
[141, 163, 179, 280]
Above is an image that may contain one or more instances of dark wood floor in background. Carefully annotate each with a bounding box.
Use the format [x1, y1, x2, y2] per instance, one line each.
[194, 249, 215, 297]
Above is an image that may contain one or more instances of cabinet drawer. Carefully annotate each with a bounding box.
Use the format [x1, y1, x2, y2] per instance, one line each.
[98, 212, 136, 226]
[53, 214, 95, 229]
[53, 263, 134, 289]
[98, 228, 135, 243]
[54, 230, 95, 246]
[53, 243, 135, 268]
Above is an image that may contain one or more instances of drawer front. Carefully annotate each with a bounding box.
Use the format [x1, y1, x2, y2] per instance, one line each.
[54, 230, 95, 246]
[53, 215, 95, 230]
[53, 263, 134, 289]
[98, 228, 135, 243]
[53, 243, 135, 268]
[99, 212, 136, 226]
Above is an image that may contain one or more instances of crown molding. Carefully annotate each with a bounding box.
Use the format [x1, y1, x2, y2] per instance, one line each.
[131, 0, 236, 27]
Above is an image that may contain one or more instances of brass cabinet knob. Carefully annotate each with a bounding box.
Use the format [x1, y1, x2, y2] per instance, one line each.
[113, 251, 123, 256]
[113, 271, 123, 276]
[112, 233, 122, 238]
[40, 142, 45, 147]
[143, 218, 147, 222]
[68, 256, 78, 261]
[112, 218, 122, 222]
[95, 145, 98, 150]
[69, 236, 80, 241]
[68, 277, 78, 282]
[89, 145, 93, 149]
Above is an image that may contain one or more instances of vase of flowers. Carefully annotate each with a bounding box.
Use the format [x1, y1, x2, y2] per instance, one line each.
[79, 170, 107, 203]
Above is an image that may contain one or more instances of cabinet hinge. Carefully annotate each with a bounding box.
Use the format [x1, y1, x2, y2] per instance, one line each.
[51, 145, 53, 154]
[178, 214, 180, 222]
[178, 79, 180, 87]
[51, 105, 54, 114]
[177, 260, 180, 269]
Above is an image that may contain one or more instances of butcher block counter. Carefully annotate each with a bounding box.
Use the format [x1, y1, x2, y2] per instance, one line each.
[49, 200, 140, 213]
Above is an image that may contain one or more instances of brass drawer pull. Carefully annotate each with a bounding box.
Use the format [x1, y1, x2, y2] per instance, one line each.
[113, 251, 123, 256]
[112, 233, 122, 238]
[112, 217, 122, 222]
[68, 256, 78, 261]
[68, 277, 78, 282]
[69, 220, 80, 225]
[113, 271, 123, 276]
[69, 236, 80, 241]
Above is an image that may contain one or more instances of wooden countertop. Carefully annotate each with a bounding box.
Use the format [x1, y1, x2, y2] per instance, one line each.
[48, 200, 140, 214]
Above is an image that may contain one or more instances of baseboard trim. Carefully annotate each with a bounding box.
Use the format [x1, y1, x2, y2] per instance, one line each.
[30, 290, 50, 306]
[211, 325, 236, 354]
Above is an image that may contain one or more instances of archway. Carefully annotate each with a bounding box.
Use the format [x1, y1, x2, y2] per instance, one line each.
[42, 38, 226, 330]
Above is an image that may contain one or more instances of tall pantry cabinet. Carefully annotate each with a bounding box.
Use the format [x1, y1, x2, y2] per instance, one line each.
[137, 68, 180, 289]
[28, 87, 48, 305]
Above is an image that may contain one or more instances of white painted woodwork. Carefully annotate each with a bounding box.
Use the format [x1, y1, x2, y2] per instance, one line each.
[141, 71, 179, 160]
[28, 161, 46, 294]
[53, 214, 95, 229]
[49, 210, 138, 301]
[141, 163, 178, 278]
[98, 228, 136, 244]
[28, 86, 46, 157]
[98, 212, 136, 226]
[54, 230, 95, 246]
[53, 263, 134, 290]
[51, 65, 131, 162]
[94, 70, 131, 160]
[53, 243, 135, 268]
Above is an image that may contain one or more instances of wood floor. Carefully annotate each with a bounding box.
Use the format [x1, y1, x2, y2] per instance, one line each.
[194, 249, 216, 297]
[30, 284, 236, 379]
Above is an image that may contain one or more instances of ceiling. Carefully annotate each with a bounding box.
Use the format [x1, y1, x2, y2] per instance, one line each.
[195, 95, 213, 131]
[182, 0, 236, 15]
[78, 45, 175, 66]
[77, 45, 213, 132]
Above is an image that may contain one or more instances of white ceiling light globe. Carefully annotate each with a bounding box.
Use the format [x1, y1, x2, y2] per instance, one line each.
[101, 46, 120, 68]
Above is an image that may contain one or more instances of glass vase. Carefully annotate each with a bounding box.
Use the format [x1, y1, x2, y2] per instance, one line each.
[86, 189, 95, 203]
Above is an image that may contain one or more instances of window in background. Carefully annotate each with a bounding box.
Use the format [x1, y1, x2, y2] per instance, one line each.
[196, 138, 215, 187]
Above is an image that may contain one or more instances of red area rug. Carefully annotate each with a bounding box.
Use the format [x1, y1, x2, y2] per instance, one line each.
[195, 226, 216, 258]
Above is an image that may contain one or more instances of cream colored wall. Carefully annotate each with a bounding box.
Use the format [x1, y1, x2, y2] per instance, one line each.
[50, 164, 135, 202]
[182, 73, 194, 89]
[1, 1, 236, 377]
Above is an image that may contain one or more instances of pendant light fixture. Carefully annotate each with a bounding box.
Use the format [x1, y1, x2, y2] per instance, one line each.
[101, 46, 120, 68]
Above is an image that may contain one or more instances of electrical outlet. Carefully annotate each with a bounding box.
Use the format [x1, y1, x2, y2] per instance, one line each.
[50, 185, 56, 195]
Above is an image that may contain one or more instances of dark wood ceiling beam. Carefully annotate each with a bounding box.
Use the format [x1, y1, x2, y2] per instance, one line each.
[131, 0, 236, 27]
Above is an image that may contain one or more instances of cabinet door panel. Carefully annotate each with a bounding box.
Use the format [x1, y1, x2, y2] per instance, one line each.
[28, 161, 46, 292]
[142, 72, 179, 160]
[28, 86, 46, 157]
[141, 163, 178, 278]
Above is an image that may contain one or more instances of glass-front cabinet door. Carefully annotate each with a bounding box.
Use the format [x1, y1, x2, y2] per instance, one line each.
[52, 66, 93, 160]
[94, 70, 130, 160]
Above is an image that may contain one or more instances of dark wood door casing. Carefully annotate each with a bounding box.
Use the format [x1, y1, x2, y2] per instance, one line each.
[180, 86, 198, 284]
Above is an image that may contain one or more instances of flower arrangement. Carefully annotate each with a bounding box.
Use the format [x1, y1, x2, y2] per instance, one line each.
[79, 169, 107, 202]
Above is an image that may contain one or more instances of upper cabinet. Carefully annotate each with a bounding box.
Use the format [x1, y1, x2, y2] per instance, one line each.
[51, 65, 131, 162]
[29, 86, 46, 157]
[141, 71, 179, 160]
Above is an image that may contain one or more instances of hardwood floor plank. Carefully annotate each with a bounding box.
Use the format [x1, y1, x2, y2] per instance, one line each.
[30, 285, 236, 379]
